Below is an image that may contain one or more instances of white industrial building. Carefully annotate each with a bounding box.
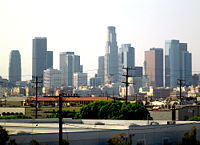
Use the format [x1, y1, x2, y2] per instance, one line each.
[2, 119, 200, 145]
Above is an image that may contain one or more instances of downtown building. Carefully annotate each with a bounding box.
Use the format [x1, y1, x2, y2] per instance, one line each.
[97, 56, 104, 85]
[119, 44, 135, 77]
[9, 50, 21, 85]
[32, 37, 53, 83]
[73, 72, 87, 89]
[104, 26, 119, 84]
[165, 40, 192, 88]
[89, 74, 101, 87]
[119, 44, 143, 93]
[145, 48, 163, 87]
[60, 52, 81, 87]
[43, 68, 62, 88]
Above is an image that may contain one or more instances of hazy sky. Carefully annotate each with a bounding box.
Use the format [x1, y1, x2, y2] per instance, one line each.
[0, 0, 200, 81]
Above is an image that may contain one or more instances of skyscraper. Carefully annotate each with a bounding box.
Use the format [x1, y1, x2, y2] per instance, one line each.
[45, 51, 53, 69]
[97, 56, 104, 85]
[165, 40, 192, 87]
[32, 37, 53, 82]
[60, 52, 81, 86]
[145, 48, 163, 87]
[181, 48, 192, 86]
[9, 50, 21, 84]
[104, 26, 119, 84]
[119, 44, 135, 76]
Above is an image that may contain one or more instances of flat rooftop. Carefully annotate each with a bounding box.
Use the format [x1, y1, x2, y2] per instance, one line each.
[0, 119, 198, 135]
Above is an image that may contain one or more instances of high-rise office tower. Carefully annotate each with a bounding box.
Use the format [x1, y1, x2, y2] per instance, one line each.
[165, 40, 192, 87]
[134, 66, 143, 77]
[181, 46, 192, 86]
[45, 51, 53, 69]
[145, 48, 163, 87]
[9, 50, 21, 84]
[104, 26, 119, 84]
[80, 65, 83, 73]
[32, 37, 53, 82]
[60, 52, 80, 86]
[97, 56, 104, 85]
[119, 44, 135, 76]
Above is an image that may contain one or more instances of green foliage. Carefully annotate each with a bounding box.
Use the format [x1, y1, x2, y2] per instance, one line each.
[8, 139, 18, 145]
[137, 141, 143, 145]
[75, 101, 151, 120]
[187, 116, 200, 121]
[62, 139, 70, 145]
[0, 126, 9, 145]
[177, 126, 200, 145]
[47, 109, 76, 118]
[107, 132, 132, 145]
[0, 115, 31, 119]
[29, 139, 40, 145]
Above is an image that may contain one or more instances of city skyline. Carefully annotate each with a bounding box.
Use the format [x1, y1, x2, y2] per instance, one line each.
[0, 0, 200, 81]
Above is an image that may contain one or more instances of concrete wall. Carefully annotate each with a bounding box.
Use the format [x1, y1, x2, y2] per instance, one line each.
[149, 110, 172, 120]
[177, 105, 200, 120]
[150, 106, 200, 121]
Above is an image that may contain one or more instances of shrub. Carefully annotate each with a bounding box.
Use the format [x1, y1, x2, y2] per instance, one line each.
[107, 132, 132, 145]
[29, 139, 40, 145]
[0, 126, 9, 145]
[187, 116, 200, 121]
[0, 115, 31, 119]
[177, 126, 200, 145]
[47, 109, 76, 119]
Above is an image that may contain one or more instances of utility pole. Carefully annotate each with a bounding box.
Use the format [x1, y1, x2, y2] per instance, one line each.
[32, 76, 42, 119]
[122, 66, 134, 104]
[59, 93, 63, 145]
[177, 79, 185, 105]
[57, 92, 79, 145]
[136, 94, 138, 103]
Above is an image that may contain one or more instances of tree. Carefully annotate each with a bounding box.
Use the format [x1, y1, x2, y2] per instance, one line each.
[107, 133, 132, 145]
[76, 101, 151, 120]
[0, 125, 9, 145]
[29, 139, 40, 145]
[62, 139, 70, 145]
[177, 126, 200, 145]
[8, 139, 18, 145]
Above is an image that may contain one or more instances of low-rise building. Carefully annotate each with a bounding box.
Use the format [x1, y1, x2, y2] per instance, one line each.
[43, 68, 62, 88]
[27, 96, 113, 107]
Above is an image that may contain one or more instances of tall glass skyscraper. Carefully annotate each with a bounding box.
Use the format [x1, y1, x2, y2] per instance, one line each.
[97, 56, 104, 85]
[32, 37, 53, 83]
[45, 51, 53, 69]
[60, 52, 80, 86]
[104, 26, 119, 84]
[9, 50, 21, 84]
[165, 40, 192, 87]
[119, 44, 135, 77]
